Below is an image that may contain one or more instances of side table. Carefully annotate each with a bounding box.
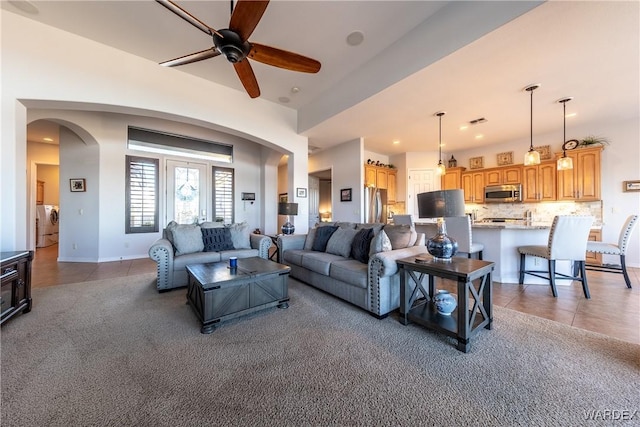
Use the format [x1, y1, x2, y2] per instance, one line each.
[397, 255, 494, 353]
[266, 234, 280, 261]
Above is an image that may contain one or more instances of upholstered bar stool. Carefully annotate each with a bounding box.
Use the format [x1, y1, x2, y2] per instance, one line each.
[444, 216, 484, 259]
[586, 215, 638, 288]
[392, 214, 413, 226]
[518, 215, 594, 298]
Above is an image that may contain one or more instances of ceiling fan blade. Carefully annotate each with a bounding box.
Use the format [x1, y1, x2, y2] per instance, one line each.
[249, 43, 321, 73]
[156, 0, 222, 37]
[160, 48, 221, 67]
[233, 60, 261, 98]
[229, 0, 269, 42]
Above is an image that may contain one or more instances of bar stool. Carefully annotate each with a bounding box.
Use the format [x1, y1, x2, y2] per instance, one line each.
[392, 214, 413, 226]
[586, 215, 638, 288]
[518, 215, 594, 298]
[444, 216, 484, 259]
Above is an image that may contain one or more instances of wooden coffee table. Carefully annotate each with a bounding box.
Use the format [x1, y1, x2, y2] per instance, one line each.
[186, 257, 291, 334]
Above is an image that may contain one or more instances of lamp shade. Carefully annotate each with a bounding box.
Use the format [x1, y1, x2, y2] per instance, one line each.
[417, 190, 465, 219]
[278, 202, 298, 216]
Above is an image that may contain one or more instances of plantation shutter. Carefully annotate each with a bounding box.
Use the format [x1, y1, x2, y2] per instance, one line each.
[126, 155, 159, 233]
[213, 167, 234, 224]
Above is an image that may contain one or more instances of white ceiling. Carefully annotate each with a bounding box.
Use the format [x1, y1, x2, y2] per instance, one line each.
[8, 0, 639, 156]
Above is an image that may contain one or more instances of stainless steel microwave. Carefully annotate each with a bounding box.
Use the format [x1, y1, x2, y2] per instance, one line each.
[484, 184, 522, 203]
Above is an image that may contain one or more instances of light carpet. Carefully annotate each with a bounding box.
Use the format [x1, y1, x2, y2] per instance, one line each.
[1, 273, 638, 426]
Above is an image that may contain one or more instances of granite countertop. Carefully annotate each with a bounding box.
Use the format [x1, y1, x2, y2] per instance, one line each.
[472, 221, 602, 230]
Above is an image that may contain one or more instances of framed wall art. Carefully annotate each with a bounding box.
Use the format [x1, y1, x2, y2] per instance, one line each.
[497, 151, 513, 166]
[623, 180, 640, 192]
[340, 188, 352, 202]
[279, 193, 288, 202]
[70, 178, 86, 192]
[296, 188, 307, 198]
[469, 156, 484, 169]
[534, 145, 552, 160]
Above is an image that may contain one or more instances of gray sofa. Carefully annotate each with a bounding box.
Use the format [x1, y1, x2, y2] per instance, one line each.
[278, 222, 427, 317]
[149, 221, 272, 291]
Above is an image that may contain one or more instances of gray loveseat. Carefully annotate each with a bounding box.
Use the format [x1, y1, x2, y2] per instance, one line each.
[278, 222, 427, 317]
[149, 221, 272, 291]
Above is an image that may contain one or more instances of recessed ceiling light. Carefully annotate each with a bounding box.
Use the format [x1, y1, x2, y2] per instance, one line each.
[43, 137, 53, 142]
[8, 0, 39, 14]
[475, 134, 484, 139]
[278, 97, 290, 103]
[459, 125, 468, 131]
[346, 31, 364, 47]
[393, 140, 400, 145]
[565, 113, 577, 118]
[291, 86, 300, 94]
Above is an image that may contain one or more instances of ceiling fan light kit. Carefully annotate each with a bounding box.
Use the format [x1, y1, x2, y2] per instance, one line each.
[156, 0, 321, 99]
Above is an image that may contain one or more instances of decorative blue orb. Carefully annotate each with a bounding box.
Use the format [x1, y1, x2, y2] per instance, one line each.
[433, 290, 457, 315]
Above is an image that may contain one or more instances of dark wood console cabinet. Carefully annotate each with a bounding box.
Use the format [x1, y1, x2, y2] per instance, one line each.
[1, 251, 33, 326]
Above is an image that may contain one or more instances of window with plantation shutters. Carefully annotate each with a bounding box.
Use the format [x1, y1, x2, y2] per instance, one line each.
[213, 166, 234, 224]
[126, 155, 159, 233]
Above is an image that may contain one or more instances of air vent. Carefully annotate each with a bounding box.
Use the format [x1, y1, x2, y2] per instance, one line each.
[469, 117, 488, 125]
[308, 145, 321, 154]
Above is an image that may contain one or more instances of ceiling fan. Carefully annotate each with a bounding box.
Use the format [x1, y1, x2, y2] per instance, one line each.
[157, 0, 322, 98]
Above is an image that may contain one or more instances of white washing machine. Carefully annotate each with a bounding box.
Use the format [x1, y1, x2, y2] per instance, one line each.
[36, 205, 59, 248]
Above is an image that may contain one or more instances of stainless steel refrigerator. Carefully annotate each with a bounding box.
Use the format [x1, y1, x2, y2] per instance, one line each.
[364, 186, 387, 223]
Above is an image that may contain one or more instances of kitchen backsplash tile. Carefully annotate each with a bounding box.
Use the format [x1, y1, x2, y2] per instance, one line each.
[466, 201, 602, 225]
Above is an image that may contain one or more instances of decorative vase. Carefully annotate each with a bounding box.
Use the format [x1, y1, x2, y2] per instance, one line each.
[433, 290, 457, 315]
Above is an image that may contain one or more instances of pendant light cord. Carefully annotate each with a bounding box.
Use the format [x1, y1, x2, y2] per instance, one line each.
[530, 88, 534, 151]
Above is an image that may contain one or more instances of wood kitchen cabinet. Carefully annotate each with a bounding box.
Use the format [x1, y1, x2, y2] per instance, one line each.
[586, 229, 602, 265]
[461, 171, 484, 203]
[376, 169, 388, 189]
[365, 165, 377, 188]
[441, 167, 465, 190]
[387, 170, 397, 203]
[523, 161, 556, 202]
[484, 166, 521, 186]
[556, 146, 602, 201]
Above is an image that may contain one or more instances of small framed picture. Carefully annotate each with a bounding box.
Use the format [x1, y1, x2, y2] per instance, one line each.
[296, 188, 307, 198]
[623, 180, 640, 192]
[279, 193, 288, 203]
[340, 188, 352, 202]
[534, 145, 552, 160]
[497, 151, 513, 166]
[70, 178, 86, 192]
[469, 156, 484, 169]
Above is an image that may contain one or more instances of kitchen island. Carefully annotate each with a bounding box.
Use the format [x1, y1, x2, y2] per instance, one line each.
[415, 221, 586, 285]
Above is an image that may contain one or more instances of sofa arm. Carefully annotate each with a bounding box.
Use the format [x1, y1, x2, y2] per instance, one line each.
[250, 233, 272, 259]
[148, 238, 174, 290]
[369, 245, 428, 278]
[277, 234, 306, 263]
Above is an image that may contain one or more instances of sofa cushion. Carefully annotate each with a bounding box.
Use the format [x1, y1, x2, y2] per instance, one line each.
[169, 224, 205, 256]
[356, 222, 385, 235]
[350, 227, 374, 263]
[200, 221, 225, 229]
[382, 224, 417, 249]
[301, 251, 345, 275]
[173, 251, 222, 271]
[335, 222, 357, 230]
[330, 259, 369, 289]
[219, 249, 259, 260]
[283, 249, 306, 267]
[312, 226, 338, 252]
[304, 227, 318, 251]
[202, 227, 234, 252]
[369, 229, 392, 257]
[227, 221, 251, 249]
[326, 228, 359, 258]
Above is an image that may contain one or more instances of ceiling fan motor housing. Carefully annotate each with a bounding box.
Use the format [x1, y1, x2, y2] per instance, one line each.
[214, 29, 251, 63]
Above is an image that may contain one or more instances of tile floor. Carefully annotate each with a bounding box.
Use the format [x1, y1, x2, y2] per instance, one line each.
[32, 244, 640, 344]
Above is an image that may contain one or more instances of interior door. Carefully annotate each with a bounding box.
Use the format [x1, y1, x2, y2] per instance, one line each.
[408, 168, 436, 218]
[308, 175, 320, 228]
[166, 160, 208, 224]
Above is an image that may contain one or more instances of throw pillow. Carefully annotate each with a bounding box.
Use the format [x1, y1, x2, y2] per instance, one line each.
[199, 221, 225, 229]
[350, 227, 373, 264]
[326, 228, 359, 258]
[304, 227, 318, 250]
[201, 227, 234, 252]
[165, 221, 178, 245]
[312, 226, 338, 252]
[171, 224, 205, 256]
[382, 224, 416, 250]
[369, 229, 392, 257]
[227, 221, 251, 249]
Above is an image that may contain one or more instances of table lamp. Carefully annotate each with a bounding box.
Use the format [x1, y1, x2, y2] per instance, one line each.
[278, 202, 298, 235]
[417, 189, 465, 261]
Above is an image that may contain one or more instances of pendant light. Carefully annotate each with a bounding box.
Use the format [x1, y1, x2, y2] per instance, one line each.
[557, 97, 575, 171]
[435, 111, 446, 175]
[523, 84, 541, 166]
